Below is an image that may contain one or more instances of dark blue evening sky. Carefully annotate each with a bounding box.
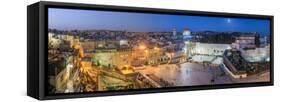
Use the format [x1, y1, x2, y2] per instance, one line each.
[49, 8, 270, 35]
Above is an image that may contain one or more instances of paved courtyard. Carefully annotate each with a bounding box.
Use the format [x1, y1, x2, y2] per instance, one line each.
[138, 62, 234, 86]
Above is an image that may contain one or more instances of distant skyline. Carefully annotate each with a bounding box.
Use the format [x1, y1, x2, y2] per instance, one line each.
[49, 8, 270, 36]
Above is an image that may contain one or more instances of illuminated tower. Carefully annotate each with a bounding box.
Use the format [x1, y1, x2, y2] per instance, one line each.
[173, 28, 177, 36]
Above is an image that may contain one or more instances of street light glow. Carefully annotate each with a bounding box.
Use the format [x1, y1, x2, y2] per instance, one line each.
[139, 45, 146, 50]
[154, 47, 159, 50]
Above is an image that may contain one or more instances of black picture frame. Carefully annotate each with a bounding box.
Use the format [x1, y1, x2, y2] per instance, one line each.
[27, 1, 274, 100]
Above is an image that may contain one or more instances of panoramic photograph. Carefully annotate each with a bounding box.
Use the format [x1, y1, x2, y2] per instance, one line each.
[47, 8, 271, 94]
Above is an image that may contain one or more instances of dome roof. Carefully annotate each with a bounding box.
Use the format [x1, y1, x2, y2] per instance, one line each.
[183, 28, 191, 36]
